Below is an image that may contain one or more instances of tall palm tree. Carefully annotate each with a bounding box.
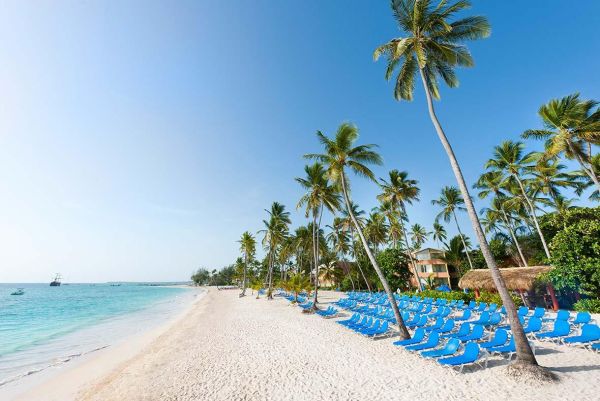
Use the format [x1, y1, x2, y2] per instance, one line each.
[474, 171, 528, 267]
[296, 163, 341, 308]
[259, 202, 291, 299]
[522, 93, 600, 191]
[374, 1, 545, 371]
[293, 226, 311, 274]
[528, 156, 583, 202]
[432, 222, 447, 249]
[376, 199, 402, 248]
[480, 198, 527, 267]
[485, 141, 551, 259]
[327, 217, 355, 289]
[305, 122, 411, 339]
[238, 231, 256, 296]
[378, 169, 423, 290]
[431, 186, 473, 270]
[410, 224, 429, 250]
[576, 154, 600, 201]
[341, 202, 372, 292]
[364, 211, 389, 254]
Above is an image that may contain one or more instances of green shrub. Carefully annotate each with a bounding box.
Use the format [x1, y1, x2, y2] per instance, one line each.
[547, 216, 600, 297]
[405, 289, 473, 302]
[376, 248, 412, 291]
[477, 291, 523, 307]
[573, 298, 600, 313]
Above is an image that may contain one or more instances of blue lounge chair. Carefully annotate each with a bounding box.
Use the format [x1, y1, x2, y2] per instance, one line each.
[421, 338, 460, 359]
[543, 309, 570, 322]
[479, 329, 509, 350]
[338, 313, 359, 326]
[487, 337, 518, 360]
[529, 307, 546, 319]
[535, 320, 571, 341]
[562, 324, 600, 346]
[462, 301, 477, 310]
[393, 327, 425, 346]
[407, 315, 429, 329]
[405, 332, 441, 352]
[364, 320, 391, 338]
[437, 342, 485, 372]
[470, 311, 490, 325]
[425, 317, 445, 332]
[458, 325, 485, 342]
[347, 316, 370, 330]
[434, 319, 455, 335]
[442, 322, 471, 338]
[523, 317, 542, 335]
[474, 303, 488, 312]
[517, 306, 529, 317]
[357, 319, 380, 334]
[592, 343, 600, 352]
[454, 309, 472, 321]
[572, 312, 592, 326]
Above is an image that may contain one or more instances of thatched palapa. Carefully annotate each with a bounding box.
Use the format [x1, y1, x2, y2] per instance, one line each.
[458, 266, 552, 291]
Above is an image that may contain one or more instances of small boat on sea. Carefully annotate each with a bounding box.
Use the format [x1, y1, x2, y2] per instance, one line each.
[50, 273, 62, 287]
[11, 288, 25, 296]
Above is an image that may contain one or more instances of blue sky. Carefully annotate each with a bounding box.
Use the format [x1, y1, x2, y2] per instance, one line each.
[0, 1, 598, 282]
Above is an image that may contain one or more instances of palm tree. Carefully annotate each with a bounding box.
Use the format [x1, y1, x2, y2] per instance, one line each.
[305, 122, 411, 339]
[410, 223, 429, 250]
[341, 202, 372, 292]
[522, 93, 600, 191]
[528, 156, 583, 202]
[364, 211, 389, 254]
[576, 154, 600, 201]
[296, 163, 341, 308]
[443, 235, 467, 275]
[285, 273, 311, 302]
[484, 141, 551, 259]
[474, 171, 528, 267]
[431, 186, 473, 270]
[238, 231, 256, 296]
[259, 202, 291, 299]
[432, 222, 447, 248]
[480, 198, 527, 267]
[374, 1, 545, 371]
[327, 218, 355, 289]
[377, 169, 423, 290]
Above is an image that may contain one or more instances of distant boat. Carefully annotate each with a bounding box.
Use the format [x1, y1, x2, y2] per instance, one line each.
[50, 273, 62, 287]
[11, 288, 25, 296]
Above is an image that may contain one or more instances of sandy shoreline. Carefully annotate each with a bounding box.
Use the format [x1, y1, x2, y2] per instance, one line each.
[14, 289, 600, 401]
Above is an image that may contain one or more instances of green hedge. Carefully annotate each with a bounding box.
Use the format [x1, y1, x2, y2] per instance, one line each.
[573, 298, 600, 313]
[402, 289, 523, 307]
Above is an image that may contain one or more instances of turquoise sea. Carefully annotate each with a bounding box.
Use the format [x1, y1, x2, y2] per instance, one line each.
[0, 283, 194, 388]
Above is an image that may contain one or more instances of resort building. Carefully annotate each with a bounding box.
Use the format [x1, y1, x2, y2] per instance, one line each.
[409, 248, 459, 289]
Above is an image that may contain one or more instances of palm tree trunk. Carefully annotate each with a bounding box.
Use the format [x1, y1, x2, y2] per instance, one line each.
[513, 175, 551, 259]
[267, 245, 275, 300]
[500, 208, 528, 267]
[341, 173, 410, 339]
[418, 68, 539, 367]
[240, 253, 248, 296]
[452, 211, 474, 269]
[311, 206, 323, 310]
[567, 140, 600, 192]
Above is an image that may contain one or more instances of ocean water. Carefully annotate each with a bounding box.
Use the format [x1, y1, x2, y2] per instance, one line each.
[0, 283, 195, 388]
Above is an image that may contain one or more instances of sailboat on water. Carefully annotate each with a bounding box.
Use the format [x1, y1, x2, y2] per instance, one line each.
[50, 273, 62, 287]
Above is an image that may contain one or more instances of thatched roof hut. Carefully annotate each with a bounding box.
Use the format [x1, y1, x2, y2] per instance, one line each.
[458, 266, 552, 291]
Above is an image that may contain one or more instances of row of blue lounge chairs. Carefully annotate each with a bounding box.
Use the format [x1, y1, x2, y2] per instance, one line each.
[333, 292, 600, 370]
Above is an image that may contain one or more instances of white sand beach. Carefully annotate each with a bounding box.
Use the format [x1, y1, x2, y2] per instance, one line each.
[15, 289, 600, 401]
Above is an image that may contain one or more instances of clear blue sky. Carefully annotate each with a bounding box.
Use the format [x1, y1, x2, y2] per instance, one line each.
[1, 1, 598, 282]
